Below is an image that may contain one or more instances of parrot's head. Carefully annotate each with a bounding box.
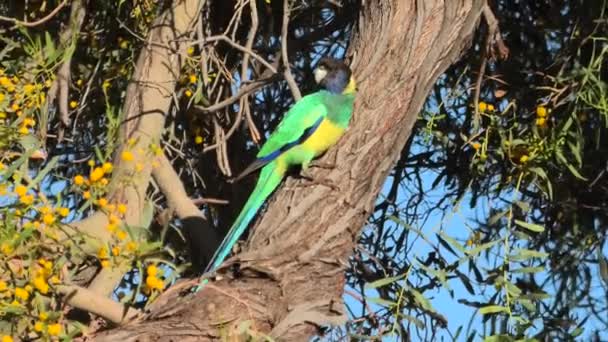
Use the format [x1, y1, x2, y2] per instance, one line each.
[314, 57, 356, 95]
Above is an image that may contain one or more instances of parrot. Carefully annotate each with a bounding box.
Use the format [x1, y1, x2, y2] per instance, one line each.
[204, 57, 357, 274]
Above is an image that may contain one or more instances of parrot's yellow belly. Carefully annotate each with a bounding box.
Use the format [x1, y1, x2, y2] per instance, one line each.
[300, 118, 345, 156]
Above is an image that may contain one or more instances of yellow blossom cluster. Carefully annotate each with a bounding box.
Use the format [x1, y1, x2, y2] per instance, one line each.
[1, 239, 64, 338]
[30, 258, 61, 295]
[73, 160, 115, 201]
[32, 311, 62, 338]
[143, 264, 165, 294]
[477, 101, 495, 113]
[0, 68, 48, 136]
[119, 140, 163, 169]
[535, 105, 549, 127]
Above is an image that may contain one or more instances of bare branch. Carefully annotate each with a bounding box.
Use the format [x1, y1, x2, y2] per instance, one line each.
[191, 197, 229, 205]
[193, 74, 275, 113]
[282, 0, 302, 101]
[192, 35, 277, 73]
[0, 0, 68, 27]
[58, 284, 141, 325]
[152, 154, 204, 219]
[473, 2, 510, 131]
[42, 0, 87, 143]
[482, 3, 509, 61]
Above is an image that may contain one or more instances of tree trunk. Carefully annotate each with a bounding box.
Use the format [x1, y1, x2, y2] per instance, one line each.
[95, 0, 483, 340]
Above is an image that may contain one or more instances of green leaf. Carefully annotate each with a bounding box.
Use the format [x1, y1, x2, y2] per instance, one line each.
[556, 149, 587, 180]
[565, 162, 587, 180]
[437, 234, 460, 257]
[512, 266, 545, 274]
[488, 210, 508, 226]
[389, 215, 432, 245]
[517, 298, 536, 312]
[570, 327, 584, 337]
[479, 305, 509, 315]
[3, 153, 30, 182]
[438, 232, 467, 254]
[466, 239, 501, 256]
[397, 313, 425, 329]
[94, 146, 105, 164]
[514, 220, 545, 233]
[140, 201, 154, 229]
[366, 297, 396, 308]
[44, 31, 56, 59]
[417, 261, 451, 291]
[365, 273, 405, 289]
[561, 116, 574, 133]
[567, 141, 582, 167]
[19, 134, 41, 151]
[410, 288, 436, 313]
[523, 291, 551, 300]
[483, 335, 513, 342]
[505, 282, 522, 297]
[454, 326, 463, 340]
[510, 248, 548, 261]
[31, 156, 59, 187]
[509, 139, 527, 146]
[528, 167, 553, 199]
[513, 201, 530, 212]
[598, 250, 608, 287]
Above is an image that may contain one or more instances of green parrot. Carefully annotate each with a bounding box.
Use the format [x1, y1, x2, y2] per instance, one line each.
[204, 57, 356, 273]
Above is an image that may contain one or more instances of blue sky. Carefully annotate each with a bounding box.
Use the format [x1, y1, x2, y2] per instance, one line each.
[341, 158, 608, 341]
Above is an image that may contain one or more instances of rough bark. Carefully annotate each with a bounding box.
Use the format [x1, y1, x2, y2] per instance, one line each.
[95, 0, 483, 340]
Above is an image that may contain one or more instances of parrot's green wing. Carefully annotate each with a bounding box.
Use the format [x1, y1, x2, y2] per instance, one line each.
[258, 92, 328, 158]
[234, 92, 329, 180]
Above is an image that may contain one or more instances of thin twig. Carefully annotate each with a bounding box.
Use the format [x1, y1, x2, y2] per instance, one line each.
[482, 4, 509, 61]
[472, 41, 487, 132]
[203, 103, 245, 153]
[0, 0, 68, 27]
[57, 284, 141, 324]
[191, 35, 277, 73]
[196, 11, 210, 87]
[473, 3, 509, 132]
[48, 0, 87, 143]
[282, 0, 302, 100]
[191, 197, 229, 205]
[344, 289, 379, 324]
[213, 116, 232, 176]
[238, 0, 262, 143]
[194, 75, 275, 113]
[241, 0, 258, 81]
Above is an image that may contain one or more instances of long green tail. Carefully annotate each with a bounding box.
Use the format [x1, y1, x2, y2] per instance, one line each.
[204, 160, 287, 273]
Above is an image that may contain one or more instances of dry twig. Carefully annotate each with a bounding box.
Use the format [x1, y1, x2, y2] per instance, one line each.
[282, 0, 302, 101]
[0, 0, 69, 27]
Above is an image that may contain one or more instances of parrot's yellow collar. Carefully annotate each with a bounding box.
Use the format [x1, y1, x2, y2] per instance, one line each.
[343, 76, 357, 95]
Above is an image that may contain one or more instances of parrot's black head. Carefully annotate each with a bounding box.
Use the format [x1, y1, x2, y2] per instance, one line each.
[314, 57, 356, 95]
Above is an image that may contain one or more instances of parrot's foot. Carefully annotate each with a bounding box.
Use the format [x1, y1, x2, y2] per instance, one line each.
[192, 277, 210, 293]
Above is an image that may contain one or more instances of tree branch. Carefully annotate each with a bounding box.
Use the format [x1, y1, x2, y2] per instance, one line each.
[282, 0, 302, 101]
[0, 0, 68, 27]
[58, 284, 141, 325]
[152, 154, 204, 219]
